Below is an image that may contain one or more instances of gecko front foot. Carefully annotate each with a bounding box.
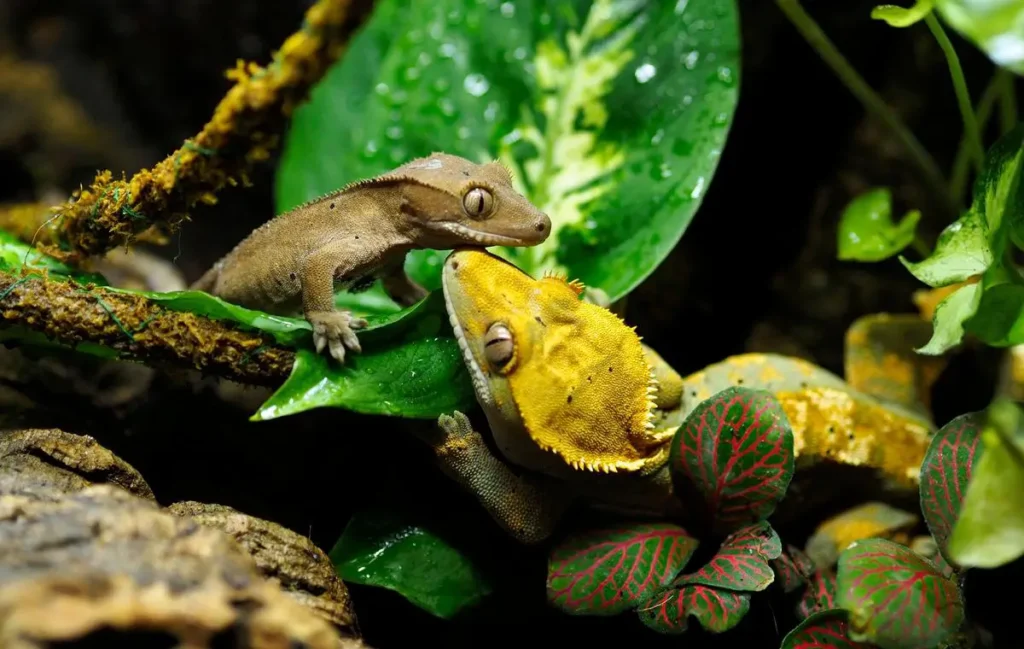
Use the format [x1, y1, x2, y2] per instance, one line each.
[435, 411, 482, 454]
[307, 310, 368, 363]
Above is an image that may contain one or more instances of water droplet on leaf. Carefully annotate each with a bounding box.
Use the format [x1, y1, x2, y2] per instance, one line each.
[463, 73, 490, 96]
[634, 63, 656, 83]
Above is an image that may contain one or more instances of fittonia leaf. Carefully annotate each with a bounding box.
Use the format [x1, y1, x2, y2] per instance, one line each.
[918, 411, 985, 566]
[796, 569, 838, 621]
[674, 521, 782, 592]
[546, 522, 699, 615]
[836, 538, 964, 649]
[781, 609, 875, 649]
[771, 544, 816, 594]
[276, 0, 740, 309]
[669, 386, 795, 534]
[637, 582, 751, 635]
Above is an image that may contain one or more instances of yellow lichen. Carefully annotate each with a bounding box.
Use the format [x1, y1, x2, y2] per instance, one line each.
[0, 271, 294, 385]
[22, 0, 371, 264]
[777, 386, 932, 487]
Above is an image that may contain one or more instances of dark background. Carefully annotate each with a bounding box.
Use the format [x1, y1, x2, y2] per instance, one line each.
[0, 0, 1011, 646]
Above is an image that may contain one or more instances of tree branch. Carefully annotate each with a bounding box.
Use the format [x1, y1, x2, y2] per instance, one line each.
[5, 0, 375, 263]
[0, 271, 295, 385]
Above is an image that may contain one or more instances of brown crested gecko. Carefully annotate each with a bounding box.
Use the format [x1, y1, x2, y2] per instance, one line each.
[192, 153, 551, 362]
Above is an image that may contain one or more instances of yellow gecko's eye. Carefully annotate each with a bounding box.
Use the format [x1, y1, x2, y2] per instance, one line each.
[483, 322, 514, 368]
[463, 187, 494, 219]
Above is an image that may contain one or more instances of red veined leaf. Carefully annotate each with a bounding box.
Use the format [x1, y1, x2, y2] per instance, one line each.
[772, 543, 816, 593]
[669, 386, 795, 534]
[836, 538, 964, 649]
[675, 521, 782, 592]
[547, 522, 699, 615]
[796, 569, 837, 620]
[918, 411, 984, 566]
[637, 583, 750, 635]
[781, 609, 876, 649]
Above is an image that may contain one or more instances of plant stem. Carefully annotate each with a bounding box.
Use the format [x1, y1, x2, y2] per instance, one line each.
[951, 70, 1005, 205]
[776, 0, 957, 222]
[999, 72, 1019, 133]
[925, 13, 985, 175]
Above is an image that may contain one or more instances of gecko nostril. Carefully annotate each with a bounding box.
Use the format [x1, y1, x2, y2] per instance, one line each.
[451, 260, 460, 270]
[536, 222, 546, 232]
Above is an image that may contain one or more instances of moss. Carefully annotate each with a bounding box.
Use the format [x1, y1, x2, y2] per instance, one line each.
[0, 271, 295, 385]
[30, 0, 373, 264]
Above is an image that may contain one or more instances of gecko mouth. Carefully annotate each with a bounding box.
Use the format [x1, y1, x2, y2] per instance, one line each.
[441, 273, 495, 408]
[438, 222, 537, 247]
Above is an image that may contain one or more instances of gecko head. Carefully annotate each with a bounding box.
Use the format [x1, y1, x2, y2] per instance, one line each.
[390, 152, 550, 248]
[441, 248, 661, 474]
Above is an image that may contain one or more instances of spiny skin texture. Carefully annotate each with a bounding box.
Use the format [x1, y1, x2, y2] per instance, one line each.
[431, 248, 682, 544]
[432, 251, 936, 545]
[193, 153, 551, 363]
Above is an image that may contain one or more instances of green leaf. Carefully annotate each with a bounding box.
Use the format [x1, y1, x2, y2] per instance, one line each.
[637, 583, 750, 635]
[933, 0, 1024, 75]
[796, 569, 838, 621]
[771, 544, 816, 594]
[837, 188, 920, 262]
[329, 507, 491, 619]
[669, 386, 795, 534]
[899, 211, 991, 288]
[276, 0, 741, 304]
[901, 124, 1024, 289]
[918, 411, 985, 566]
[253, 292, 476, 420]
[782, 609, 875, 649]
[0, 230, 107, 285]
[916, 281, 983, 355]
[674, 521, 782, 592]
[946, 400, 1024, 568]
[963, 263, 1024, 346]
[546, 522, 699, 616]
[836, 538, 964, 649]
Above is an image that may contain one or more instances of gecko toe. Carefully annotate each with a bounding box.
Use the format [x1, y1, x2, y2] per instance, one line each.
[328, 336, 346, 363]
[313, 331, 327, 354]
[340, 327, 362, 352]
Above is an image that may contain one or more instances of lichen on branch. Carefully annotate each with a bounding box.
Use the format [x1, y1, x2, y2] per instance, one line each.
[19, 0, 374, 263]
[0, 271, 294, 385]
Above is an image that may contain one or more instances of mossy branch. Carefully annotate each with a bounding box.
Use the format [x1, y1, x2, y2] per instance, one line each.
[0, 271, 295, 385]
[7, 0, 374, 263]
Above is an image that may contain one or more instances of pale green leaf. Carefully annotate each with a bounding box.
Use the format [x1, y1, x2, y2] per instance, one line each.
[899, 211, 991, 287]
[933, 0, 1024, 74]
[837, 188, 920, 261]
[946, 400, 1024, 568]
[872, 0, 935, 27]
[917, 281, 983, 354]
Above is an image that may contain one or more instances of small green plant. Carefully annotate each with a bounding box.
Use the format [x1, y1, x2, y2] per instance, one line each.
[543, 386, 803, 635]
[782, 411, 988, 649]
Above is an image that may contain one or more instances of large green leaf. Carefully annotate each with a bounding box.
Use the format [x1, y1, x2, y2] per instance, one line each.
[546, 522, 699, 616]
[329, 507, 492, 619]
[0, 227, 470, 418]
[836, 538, 963, 649]
[252, 291, 476, 420]
[934, 0, 1024, 75]
[276, 0, 740, 307]
[946, 399, 1024, 568]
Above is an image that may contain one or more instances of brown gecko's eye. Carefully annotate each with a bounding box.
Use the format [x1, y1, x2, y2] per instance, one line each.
[463, 187, 494, 219]
[483, 322, 514, 368]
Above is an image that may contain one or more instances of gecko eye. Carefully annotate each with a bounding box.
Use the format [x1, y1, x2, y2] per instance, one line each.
[463, 187, 494, 219]
[483, 322, 514, 368]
